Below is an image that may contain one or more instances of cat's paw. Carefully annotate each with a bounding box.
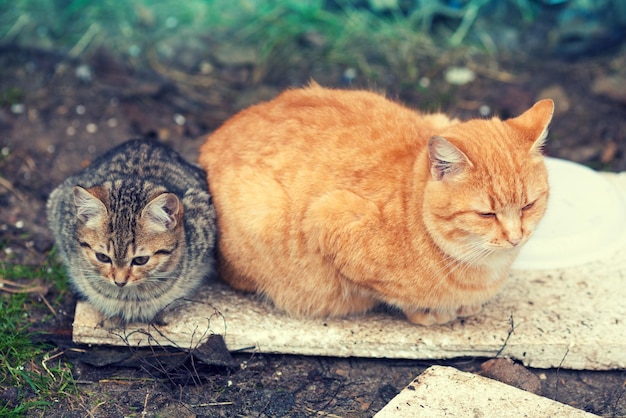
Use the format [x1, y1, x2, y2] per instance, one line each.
[404, 304, 483, 325]
[404, 308, 458, 326]
[456, 304, 482, 318]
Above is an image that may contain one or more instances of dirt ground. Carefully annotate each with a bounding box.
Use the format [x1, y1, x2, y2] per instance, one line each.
[1, 40, 626, 417]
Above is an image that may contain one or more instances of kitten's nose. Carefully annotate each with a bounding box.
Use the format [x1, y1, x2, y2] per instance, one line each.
[115, 281, 126, 288]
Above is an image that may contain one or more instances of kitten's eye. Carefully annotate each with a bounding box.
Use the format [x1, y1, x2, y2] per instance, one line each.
[522, 202, 535, 211]
[95, 252, 111, 263]
[132, 256, 150, 266]
[477, 212, 496, 219]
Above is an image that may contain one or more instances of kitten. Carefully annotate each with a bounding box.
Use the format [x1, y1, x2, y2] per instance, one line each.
[198, 84, 554, 326]
[47, 139, 217, 326]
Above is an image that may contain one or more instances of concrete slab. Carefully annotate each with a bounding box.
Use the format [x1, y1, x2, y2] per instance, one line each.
[374, 366, 598, 417]
[72, 173, 626, 370]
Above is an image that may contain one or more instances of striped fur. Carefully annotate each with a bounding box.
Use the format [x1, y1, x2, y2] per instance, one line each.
[47, 139, 217, 325]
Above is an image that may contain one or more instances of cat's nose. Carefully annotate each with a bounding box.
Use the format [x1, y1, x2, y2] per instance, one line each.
[508, 237, 522, 247]
[115, 281, 126, 287]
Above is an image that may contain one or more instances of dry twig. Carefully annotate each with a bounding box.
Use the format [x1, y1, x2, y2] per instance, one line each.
[0, 177, 26, 202]
[147, 46, 216, 88]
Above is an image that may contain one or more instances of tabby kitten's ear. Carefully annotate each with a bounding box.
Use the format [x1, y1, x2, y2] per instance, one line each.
[427, 136, 473, 181]
[506, 99, 555, 154]
[73, 186, 108, 228]
[141, 193, 181, 232]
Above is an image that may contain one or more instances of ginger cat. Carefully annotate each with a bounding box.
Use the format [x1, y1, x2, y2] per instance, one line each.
[199, 84, 554, 326]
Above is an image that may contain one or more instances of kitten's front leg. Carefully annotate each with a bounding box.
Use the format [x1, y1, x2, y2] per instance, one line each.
[97, 315, 125, 331]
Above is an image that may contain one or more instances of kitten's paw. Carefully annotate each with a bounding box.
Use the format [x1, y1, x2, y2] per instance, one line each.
[404, 308, 458, 326]
[97, 316, 125, 331]
[151, 312, 169, 327]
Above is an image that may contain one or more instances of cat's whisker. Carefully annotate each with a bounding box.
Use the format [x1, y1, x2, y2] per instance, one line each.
[430, 241, 498, 280]
[429, 240, 487, 277]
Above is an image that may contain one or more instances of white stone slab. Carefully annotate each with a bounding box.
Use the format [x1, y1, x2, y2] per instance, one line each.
[374, 366, 598, 417]
[72, 173, 626, 370]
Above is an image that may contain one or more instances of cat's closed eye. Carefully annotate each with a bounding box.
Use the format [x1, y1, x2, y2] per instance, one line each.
[477, 212, 497, 219]
[522, 201, 535, 211]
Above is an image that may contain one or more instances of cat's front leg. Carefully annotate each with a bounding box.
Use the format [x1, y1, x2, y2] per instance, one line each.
[303, 189, 386, 279]
[404, 304, 482, 326]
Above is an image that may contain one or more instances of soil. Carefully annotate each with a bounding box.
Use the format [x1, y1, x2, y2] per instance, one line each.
[1, 40, 625, 417]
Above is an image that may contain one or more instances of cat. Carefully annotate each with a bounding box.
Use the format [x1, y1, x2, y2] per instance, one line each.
[47, 139, 217, 326]
[198, 83, 554, 326]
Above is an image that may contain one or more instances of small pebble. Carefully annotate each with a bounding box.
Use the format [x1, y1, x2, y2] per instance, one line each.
[479, 105, 491, 117]
[10, 103, 25, 114]
[200, 61, 213, 74]
[106, 118, 118, 128]
[34, 237, 54, 253]
[165, 16, 178, 29]
[444, 67, 476, 85]
[479, 358, 542, 395]
[75, 64, 93, 82]
[128, 45, 141, 57]
[173, 113, 186, 125]
[86, 123, 98, 133]
[343, 67, 357, 83]
[75, 105, 86, 115]
[15, 220, 24, 229]
[419, 77, 431, 88]
[1, 147, 9, 156]
[66, 126, 77, 136]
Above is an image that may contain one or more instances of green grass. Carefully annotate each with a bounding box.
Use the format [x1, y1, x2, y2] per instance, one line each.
[0, 0, 522, 86]
[0, 255, 75, 417]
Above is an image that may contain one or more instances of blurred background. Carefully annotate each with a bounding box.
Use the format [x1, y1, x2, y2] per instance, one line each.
[1, 0, 625, 168]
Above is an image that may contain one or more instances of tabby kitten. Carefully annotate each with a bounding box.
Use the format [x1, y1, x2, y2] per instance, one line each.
[199, 84, 554, 326]
[47, 139, 217, 326]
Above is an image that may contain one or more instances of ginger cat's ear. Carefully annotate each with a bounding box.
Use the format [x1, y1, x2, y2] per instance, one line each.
[427, 136, 473, 181]
[142, 193, 181, 232]
[73, 186, 108, 227]
[507, 99, 554, 154]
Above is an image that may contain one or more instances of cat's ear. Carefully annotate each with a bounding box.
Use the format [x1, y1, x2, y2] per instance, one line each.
[507, 99, 554, 154]
[73, 186, 108, 227]
[142, 193, 181, 232]
[427, 136, 472, 181]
